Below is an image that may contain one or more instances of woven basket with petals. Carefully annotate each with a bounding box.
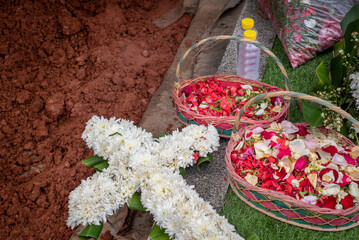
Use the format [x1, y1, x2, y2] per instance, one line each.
[226, 91, 359, 231]
[173, 35, 290, 138]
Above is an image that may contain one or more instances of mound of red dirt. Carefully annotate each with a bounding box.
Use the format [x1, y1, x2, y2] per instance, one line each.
[0, 0, 191, 239]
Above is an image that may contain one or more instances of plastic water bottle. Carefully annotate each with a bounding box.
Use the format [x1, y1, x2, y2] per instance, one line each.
[237, 18, 256, 37]
[237, 30, 260, 81]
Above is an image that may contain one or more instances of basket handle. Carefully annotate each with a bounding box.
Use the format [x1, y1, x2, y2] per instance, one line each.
[233, 91, 359, 135]
[174, 35, 290, 91]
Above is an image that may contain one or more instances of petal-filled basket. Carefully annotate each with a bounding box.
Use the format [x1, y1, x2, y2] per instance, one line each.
[226, 91, 359, 231]
[173, 35, 290, 138]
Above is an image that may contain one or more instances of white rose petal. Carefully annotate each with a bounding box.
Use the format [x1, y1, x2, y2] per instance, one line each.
[252, 127, 264, 134]
[241, 85, 253, 90]
[255, 109, 265, 116]
[349, 182, 359, 199]
[322, 183, 340, 196]
[260, 102, 268, 109]
[335, 204, 343, 210]
[289, 139, 310, 158]
[317, 149, 333, 162]
[245, 174, 258, 186]
[291, 179, 300, 188]
[301, 195, 317, 205]
[332, 153, 348, 167]
[281, 120, 299, 134]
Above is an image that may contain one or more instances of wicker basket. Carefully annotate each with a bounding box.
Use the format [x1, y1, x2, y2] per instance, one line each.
[173, 35, 290, 138]
[226, 91, 359, 231]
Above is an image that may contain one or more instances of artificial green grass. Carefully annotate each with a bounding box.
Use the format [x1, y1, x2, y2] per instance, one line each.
[221, 38, 359, 239]
[261, 37, 332, 123]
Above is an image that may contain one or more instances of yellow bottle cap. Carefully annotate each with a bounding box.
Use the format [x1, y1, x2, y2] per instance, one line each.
[241, 18, 254, 30]
[243, 30, 257, 41]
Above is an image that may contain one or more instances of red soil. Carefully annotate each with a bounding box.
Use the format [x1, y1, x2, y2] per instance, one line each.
[0, 0, 191, 239]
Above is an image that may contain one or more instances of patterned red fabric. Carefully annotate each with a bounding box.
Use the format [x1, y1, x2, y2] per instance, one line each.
[257, 0, 358, 68]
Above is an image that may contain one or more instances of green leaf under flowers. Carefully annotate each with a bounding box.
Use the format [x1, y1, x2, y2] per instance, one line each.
[197, 153, 213, 171]
[340, 121, 349, 137]
[94, 161, 109, 172]
[244, 232, 260, 240]
[333, 39, 344, 57]
[340, 2, 359, 37]
[179, 167, 186, 176]
[330, 55, 344, 88]
[148, 224, 171, 240]
[343, 18, 359, 59]
[313, 62, 331, 92]
[302, 101, 324, 127]
[339, 96, 347, 106]
[78, 222, 103, 240]
[82, 155, 105, 168]
[128, 192, 147, 212]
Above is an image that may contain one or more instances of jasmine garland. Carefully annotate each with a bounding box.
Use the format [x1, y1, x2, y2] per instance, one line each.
[67, 116, 242, 239]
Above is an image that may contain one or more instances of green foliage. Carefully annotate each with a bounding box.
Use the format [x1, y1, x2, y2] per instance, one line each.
[330, 55, 344, 87]
[128, 192, 147, 212]
[149, 224, 171, 240]
[197, 153, 213, 170]
[179, 167, 186, 175]
[301, 102, 323, 126]
[313, 62, 331, 91]
[82, 155, 109, 172]
[78, 223, 103, 240]
[340, 3, 359, 35]
[82, 155, 105, 168]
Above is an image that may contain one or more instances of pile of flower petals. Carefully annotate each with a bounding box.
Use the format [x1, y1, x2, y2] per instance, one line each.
[231, 121, 359, 210]
[180, 77, 283, 119]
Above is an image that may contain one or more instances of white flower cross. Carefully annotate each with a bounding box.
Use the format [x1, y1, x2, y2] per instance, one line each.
[67, 116, 243, 240]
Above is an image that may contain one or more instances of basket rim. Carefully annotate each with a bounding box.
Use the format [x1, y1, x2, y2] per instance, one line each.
[226, 123, 359, 216]
[173, 74, 290, 124]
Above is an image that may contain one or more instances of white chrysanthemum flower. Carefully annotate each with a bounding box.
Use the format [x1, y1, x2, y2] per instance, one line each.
[289, 139, 310, 159]
[67, 166, 136, 228]
[130, 149, 156, 169]
[181, 124, 207, 138]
